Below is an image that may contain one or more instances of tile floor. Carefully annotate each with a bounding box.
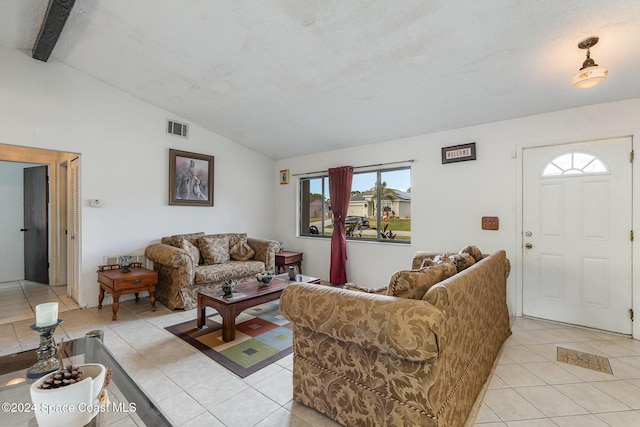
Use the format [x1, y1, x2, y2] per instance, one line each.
[1, 281, 639, 426]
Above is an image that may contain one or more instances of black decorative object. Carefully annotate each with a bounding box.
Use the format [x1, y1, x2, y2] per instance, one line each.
[221, 280, 235, 298]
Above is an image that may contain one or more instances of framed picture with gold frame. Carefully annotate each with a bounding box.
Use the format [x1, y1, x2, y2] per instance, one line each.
[169, 149, 214, 206]
[280, 169, 290, 185]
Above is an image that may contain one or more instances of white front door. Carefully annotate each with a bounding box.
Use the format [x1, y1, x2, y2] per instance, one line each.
[522, 137, 633, 334]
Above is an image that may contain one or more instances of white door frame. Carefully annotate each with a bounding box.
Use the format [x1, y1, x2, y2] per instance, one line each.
[0, 144, 80, 298]
[515, 135, 638, 339]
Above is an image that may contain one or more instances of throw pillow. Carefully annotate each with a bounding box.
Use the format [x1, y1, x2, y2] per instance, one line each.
[201, 233, 247, 250]
[181, 239, 200, 268]
[420, 258, 457, 278]
[433, 253, 455, 266]
[420, 258, 435, 268]
[345, 282, 389, 294]
[448, 253, 476, 272]
[229, 239, 255, 261]
[170, 232, 204, 248]
[387, 264, 456, 300]
[460, 245, 483, 262]
[171, 233, 206, 264]
[226, 233, 248, 249]
[198, 235, 230, 264]
[434, 261, 456, 278]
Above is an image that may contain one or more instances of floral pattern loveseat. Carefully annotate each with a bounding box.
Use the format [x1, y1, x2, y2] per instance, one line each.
[280, 247, 511, 427]
[145, 232, 280, 310]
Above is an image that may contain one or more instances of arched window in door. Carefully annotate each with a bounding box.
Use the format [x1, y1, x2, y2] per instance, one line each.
[541, 152, 609, 177]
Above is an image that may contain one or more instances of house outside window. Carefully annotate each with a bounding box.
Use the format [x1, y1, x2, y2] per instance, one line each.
[300, 167, 410, 242]
[300, 176, 331, 237]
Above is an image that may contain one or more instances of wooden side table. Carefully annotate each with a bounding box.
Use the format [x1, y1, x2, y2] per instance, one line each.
[97, 264, 157, 320]
[275, 251, 303, 274]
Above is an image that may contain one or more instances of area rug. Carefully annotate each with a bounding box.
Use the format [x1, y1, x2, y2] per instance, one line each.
[165, 301, 292, 378]
[557, 347, 613, 375]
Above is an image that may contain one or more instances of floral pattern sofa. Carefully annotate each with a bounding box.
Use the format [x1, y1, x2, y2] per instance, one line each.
[145, 232, 280, 310]
[280, 247, 511, 427]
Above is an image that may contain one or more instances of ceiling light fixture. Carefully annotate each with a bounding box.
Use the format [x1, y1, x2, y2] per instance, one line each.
[571, 36, 608, 89]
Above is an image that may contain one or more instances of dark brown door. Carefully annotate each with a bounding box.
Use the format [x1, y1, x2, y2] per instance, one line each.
[23, 166, 49, 284]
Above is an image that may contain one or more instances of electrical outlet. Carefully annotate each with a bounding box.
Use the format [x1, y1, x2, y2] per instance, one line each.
[90, 199, 102, 207]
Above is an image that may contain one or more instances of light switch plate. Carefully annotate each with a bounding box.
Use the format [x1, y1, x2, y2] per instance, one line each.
[482, 216, 499, 230]
[89, 199, 102, 207]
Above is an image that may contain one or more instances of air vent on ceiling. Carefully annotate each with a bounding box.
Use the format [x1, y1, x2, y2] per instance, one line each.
[167, 120, 188, 138]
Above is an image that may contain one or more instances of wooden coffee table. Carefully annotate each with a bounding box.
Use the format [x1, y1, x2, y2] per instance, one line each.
[196, 273, 321, 342]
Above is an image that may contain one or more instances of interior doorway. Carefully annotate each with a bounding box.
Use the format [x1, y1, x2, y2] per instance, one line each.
[23, 165, 49, 283]
[0, 144, 80, 302]
[522, 137, 633, 334]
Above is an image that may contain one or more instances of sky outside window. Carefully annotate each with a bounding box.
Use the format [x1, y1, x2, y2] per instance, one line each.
[309, 169, 409, 194]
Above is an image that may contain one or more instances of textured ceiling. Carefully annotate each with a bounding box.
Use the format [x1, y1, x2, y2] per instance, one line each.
[2, 1, 640, 159]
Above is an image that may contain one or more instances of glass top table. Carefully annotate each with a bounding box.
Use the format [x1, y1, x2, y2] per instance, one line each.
[0, 331, 174, 426]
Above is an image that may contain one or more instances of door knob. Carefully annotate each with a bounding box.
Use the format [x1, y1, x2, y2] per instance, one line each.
[525, 243, 533, 249]
[20, 228, 29, 232]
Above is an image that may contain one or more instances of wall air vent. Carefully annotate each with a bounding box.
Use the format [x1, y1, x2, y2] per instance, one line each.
[167, 120, 188, 138]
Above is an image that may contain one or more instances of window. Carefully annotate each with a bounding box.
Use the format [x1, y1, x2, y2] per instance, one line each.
[300, 176, 331, 237]
[542, 152, 608, 177]
[300, 167, 411, 242]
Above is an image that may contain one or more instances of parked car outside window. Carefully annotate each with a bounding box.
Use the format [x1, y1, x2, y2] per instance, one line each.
[345, 216, 369, 228]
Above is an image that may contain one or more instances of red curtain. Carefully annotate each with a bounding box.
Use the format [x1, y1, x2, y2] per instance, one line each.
[328, 166, 354, 285]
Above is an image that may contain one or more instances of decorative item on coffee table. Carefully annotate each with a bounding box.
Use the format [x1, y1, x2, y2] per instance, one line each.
[26, 302, 63, 379]
[221, 280, 235, 298]
[29, 338, 109, 427]
[30, 361, 108, 427]
[255, 272, 275, 287]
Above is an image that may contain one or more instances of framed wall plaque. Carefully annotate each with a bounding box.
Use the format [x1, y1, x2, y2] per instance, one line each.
[441, 142, 476, 164]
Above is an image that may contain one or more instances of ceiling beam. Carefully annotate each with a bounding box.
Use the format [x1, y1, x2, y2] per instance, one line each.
[32, 0, 76, 62]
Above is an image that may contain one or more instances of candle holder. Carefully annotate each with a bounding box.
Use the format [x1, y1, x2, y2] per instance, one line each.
[26, 320, 64, 379]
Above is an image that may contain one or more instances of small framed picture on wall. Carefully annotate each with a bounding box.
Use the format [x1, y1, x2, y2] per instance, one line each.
[280, 169, 290, 185]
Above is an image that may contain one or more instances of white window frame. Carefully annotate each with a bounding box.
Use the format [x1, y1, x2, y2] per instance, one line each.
[299, 166, 411, 243]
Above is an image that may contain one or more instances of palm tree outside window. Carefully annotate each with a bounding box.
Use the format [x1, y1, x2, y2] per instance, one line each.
[299, 167, 410, 242]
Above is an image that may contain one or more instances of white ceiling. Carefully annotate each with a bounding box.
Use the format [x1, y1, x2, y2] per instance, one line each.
[2, 1, 639, 159]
